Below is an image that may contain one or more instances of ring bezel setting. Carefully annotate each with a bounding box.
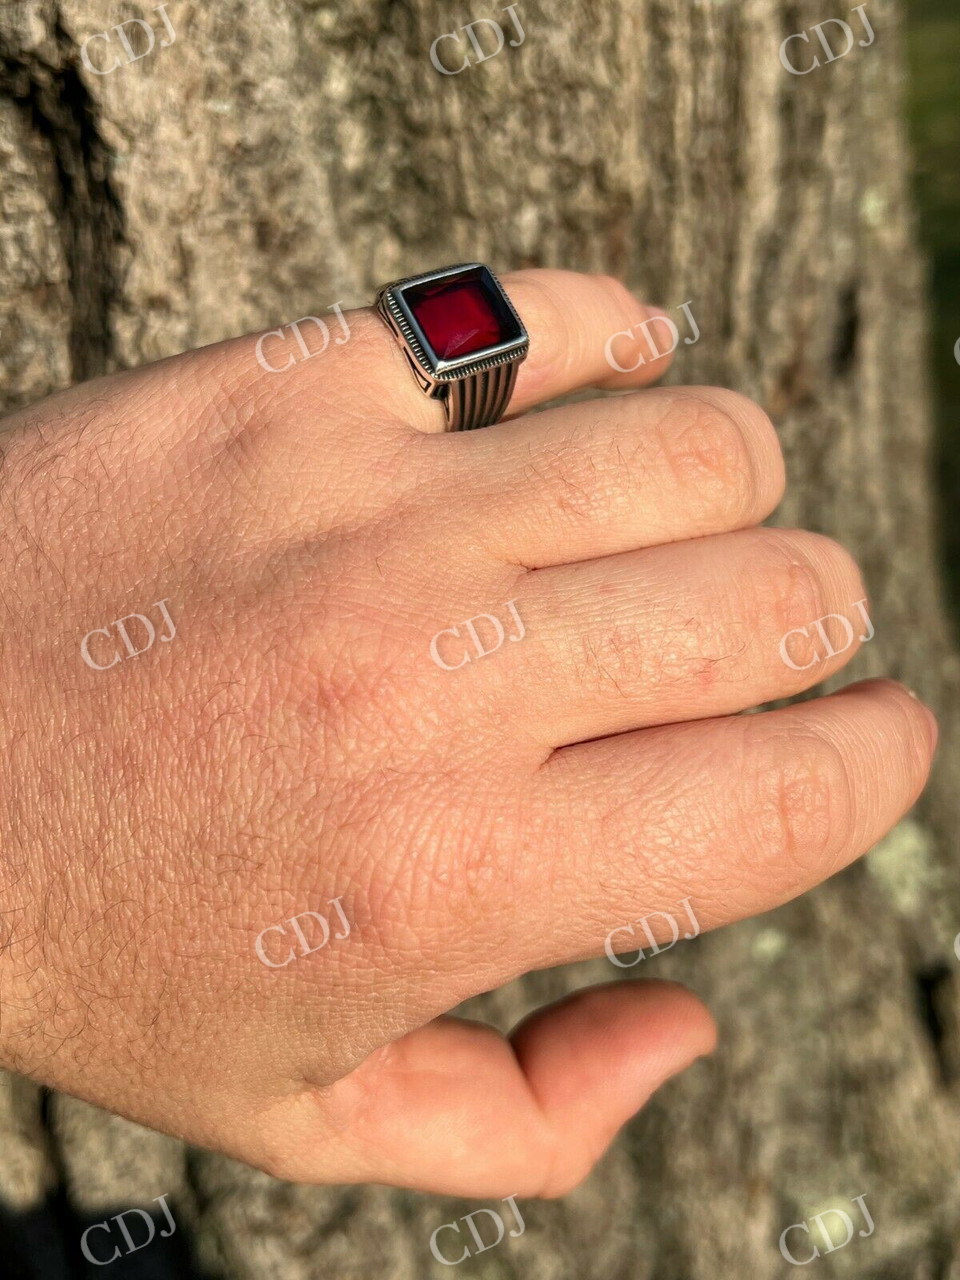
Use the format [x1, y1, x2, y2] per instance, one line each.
[376, 263, 529, 429]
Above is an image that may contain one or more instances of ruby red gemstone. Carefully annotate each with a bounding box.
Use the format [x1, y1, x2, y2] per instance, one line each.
[405, 269, 514, 361]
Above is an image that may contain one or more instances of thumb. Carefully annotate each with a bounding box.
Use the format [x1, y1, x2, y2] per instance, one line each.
[264, 979, 716, 1196]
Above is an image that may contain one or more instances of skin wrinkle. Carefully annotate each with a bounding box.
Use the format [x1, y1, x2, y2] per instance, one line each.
[666, 389, 777, 506]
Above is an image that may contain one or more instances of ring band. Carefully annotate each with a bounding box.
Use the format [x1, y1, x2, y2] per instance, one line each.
[376, 263, 529, 431]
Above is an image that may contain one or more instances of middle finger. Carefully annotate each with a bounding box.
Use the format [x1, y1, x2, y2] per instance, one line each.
[437, 384, 785, 568]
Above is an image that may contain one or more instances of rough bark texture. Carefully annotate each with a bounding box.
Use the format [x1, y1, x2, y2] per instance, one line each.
[2, 1, 959, 1277]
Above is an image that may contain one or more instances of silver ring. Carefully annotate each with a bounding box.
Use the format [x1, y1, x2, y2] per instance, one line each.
[376, 263, 529, 431]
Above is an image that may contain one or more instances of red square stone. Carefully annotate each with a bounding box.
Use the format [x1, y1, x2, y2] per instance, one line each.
[405, 268, 515, 361]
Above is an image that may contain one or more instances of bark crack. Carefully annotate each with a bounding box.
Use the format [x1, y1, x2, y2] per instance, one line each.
[913, 961, 958, 1088]
[0, 15, 126, 383]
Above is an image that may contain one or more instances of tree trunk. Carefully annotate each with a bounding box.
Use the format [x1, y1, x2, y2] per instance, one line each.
[2, 1, 958, 1276]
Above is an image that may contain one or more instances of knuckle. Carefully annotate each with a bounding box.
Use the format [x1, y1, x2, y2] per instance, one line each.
[759, 529, 835, 642]
[654, 390, 760, 521]
[762, 530, 867, 663]
[748, 404, 786, 508]
[349, 784, 524, 967]
[897, 699, 936, 788]
[209, 376, 275, 468]
[741, 722, 853, 882]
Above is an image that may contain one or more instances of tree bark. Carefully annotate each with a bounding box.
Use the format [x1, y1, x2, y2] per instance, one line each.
[2, 1, 959, 1276]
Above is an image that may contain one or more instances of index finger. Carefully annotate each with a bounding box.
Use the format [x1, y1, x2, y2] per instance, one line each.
[224, 269, 681, 438]
[496, 268, 680, 416]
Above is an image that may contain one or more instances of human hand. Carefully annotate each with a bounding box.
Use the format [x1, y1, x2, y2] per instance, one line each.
[0, 270, 936, 1197]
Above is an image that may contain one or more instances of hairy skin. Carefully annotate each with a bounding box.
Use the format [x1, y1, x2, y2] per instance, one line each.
[0, 270, 936, 1198]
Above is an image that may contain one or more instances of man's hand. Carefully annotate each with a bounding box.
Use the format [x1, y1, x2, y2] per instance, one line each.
[0, 270, 936, 1197]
